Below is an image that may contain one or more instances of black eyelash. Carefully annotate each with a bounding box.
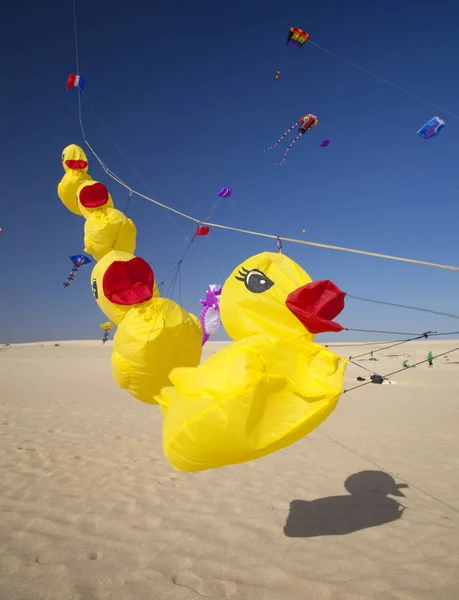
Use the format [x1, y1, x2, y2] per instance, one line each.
[235, 265, 249, 281]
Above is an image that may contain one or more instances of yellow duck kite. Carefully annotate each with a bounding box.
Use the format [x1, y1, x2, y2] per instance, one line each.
[158, 251, 348, 472]
[91, 249, 202, 404]
[57, 144, 93, 216]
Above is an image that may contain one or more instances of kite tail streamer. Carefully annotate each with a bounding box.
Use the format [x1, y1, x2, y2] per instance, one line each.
[265, 120, 302, 152]
[273, 131, 304, 166]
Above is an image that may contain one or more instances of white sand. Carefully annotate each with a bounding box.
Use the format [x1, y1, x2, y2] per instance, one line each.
[1, 339, 459, 599]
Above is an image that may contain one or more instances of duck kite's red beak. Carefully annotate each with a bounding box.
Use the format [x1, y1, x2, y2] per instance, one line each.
[286, 280, 345, 334]
[79, 182, 110, 208]
[103, 257, 154, 305]
[65, 159, 88, 170]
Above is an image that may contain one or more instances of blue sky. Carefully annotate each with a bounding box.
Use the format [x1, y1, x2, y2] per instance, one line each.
[1, 0, 459, 344]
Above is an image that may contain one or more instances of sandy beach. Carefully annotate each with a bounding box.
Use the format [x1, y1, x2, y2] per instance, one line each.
[1, 339, 458, 599]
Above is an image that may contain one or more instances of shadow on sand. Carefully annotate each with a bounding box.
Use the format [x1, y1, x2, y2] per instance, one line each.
[284, 470, 407, 538]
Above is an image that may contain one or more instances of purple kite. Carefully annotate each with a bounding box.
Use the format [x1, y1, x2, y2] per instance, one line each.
[199, 284, 222, 345]
[218, 187, 232, 198]
[320, 140, 330, 147]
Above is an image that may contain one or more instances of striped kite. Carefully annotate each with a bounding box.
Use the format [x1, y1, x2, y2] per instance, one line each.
[265, 114, 318, 166]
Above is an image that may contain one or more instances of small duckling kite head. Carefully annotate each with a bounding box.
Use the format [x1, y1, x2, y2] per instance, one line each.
[58, 144, 93, 215]
[91, 250, 159, 325]
[61, 144, 89, 173]
[220, 252, 345, 342]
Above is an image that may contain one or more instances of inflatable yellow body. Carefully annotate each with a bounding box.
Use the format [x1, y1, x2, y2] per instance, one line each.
[112, 299, 202, 404]
[57, 145, 93, 216]
[76, 181, 137, 260]
[84, 209, 136, 260]
[157, 252, 348, 472]
[90, 250, 201, 403]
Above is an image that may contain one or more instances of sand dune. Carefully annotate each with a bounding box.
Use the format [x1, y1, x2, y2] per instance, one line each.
[1, 340, 458, 599]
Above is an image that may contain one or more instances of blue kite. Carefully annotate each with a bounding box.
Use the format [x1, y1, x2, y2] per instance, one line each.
[417, 116, 445, 140]
[63, 254, 92, 288]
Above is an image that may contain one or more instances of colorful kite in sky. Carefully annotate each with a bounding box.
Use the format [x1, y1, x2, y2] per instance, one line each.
[286, 27, 309, 48]
[100, 321, 115, 345]
[265, 114, 319, 166]
[217, 187, 232, 198]
[274, 71, 280, 80]
[320, 140, 330, 147]
[417, 116, 445, 140]
[199, 284, 222, 345]
[63, 254, 92, 288]
[66, 73, 85, 92]
[195, 223, 210, 237]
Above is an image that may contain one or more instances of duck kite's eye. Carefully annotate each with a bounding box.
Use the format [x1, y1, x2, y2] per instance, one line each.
[235, 268, 274, 294]
[91, 278, 98, 300]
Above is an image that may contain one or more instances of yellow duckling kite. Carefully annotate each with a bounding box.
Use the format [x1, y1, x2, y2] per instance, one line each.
[57, 144, 93, 216]
[91, 250, 202, 404]
[77, 181, 137, 261]
[158, 251, 348, 472]
[57, 144, 202, 407]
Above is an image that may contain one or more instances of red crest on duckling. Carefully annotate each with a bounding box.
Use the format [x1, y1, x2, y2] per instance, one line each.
[103, 257, 154, 305]
[286, 280, 345, 334]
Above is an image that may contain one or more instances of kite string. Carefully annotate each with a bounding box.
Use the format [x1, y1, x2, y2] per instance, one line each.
[80, 137, 459, 271]
[347, 294, 459, 320]
[349, 332, 431, 361]
[318, 125, 458, 195]
[326, 330, 459, 349]
[72, 0, 80, 75]
[69, 1, 223, 289]
[80, 97, 222, 281]
[344, 346, 459, 394]
[309, 40, 459, 121]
